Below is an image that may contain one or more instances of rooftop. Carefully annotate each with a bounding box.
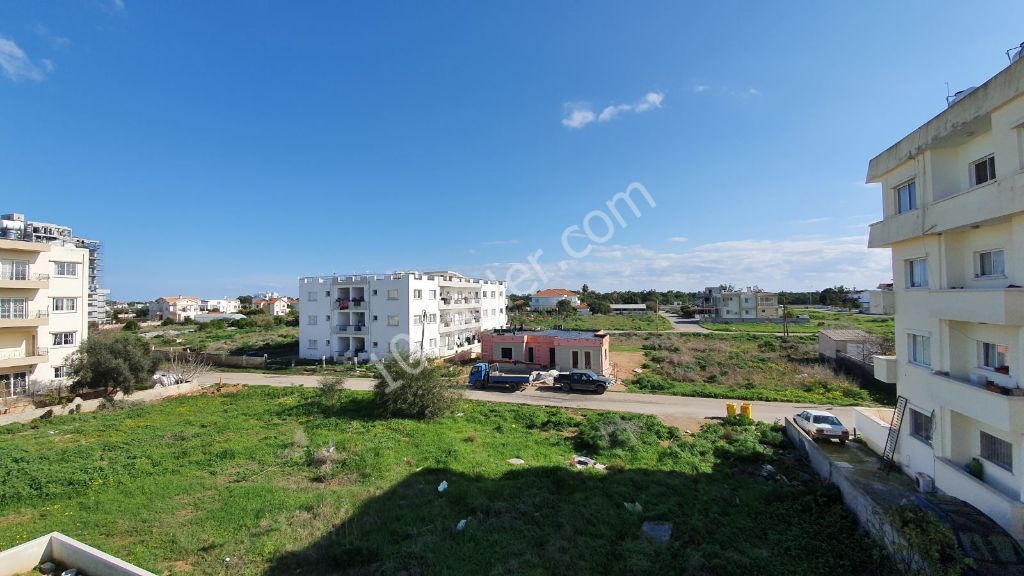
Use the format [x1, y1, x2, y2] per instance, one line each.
[819, 328, 874, 342]
[534, 288, 577, 297]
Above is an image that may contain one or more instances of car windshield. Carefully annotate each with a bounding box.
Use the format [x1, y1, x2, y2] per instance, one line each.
[812, 415, 842, 426]
[959, 531, 1024, 563]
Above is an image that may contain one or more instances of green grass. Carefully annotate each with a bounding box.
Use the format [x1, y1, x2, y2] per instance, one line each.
[147, 324, 299, 356]
[700, 309, 895, 339]
[620, 332, 894, 406]
[511, 312, 671, 331]
[0, 388, 884, 575]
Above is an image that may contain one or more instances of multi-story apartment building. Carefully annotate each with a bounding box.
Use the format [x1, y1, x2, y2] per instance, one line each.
[866, 56, 1024, 538]
[298, 271, 507, 362]
[0, 223, 90, 399]
[700, 286, 779, 320]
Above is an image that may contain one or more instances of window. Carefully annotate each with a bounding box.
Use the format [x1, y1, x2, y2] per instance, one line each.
[584, 351, 592, 369]
[412, 315, 422, 325]
[429, 290, 436, 299]
[572, 350, 580, 368]
[482, 310, 489, 318]
[307, 291, 318, 302]
[907, 258, 928, 288]
[387, 289, 399, 300]
[325, 340, 330, 347]
[0, 298, 27, 320]
[325, 315, 330, 322]
[500, 347, 513, 360]
[909, 409, 933, 445]
[980, 342, 1009, 372]
[977, 249, 1005, 277]
[372, 289, 378, 296]
[53, 262, 78, 277]
[909, 333, 931, 367]
[428, 314, 437, 323]
[971, 155, 996, 186]
[0, 259, 28, 281]
[980, 431, 1013, 471]
[387, 315, 400, 326]
[429, 338, 437, 348]
[413, 289, 422, 299]
[372, 315, 378, 321]
[372, 341, 378, 348]
[1, 372, 28, 397]
[54, 366, 70, 379]
[896, 180, 917, 214]
[51, 332, 76, 347]
[51, 297, 76, 313]
[307, 315, 317, 325]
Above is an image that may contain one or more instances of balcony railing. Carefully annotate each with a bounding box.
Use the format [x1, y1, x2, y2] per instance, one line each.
[334, 324, 366, 333]
[0, 347, 48, 361]
[0, 272, 49, 282]
[0, 310, 49, 321]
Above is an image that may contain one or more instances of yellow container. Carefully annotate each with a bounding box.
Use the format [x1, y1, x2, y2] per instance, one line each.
[740, 403, 753, 419]
[726, 403, 737, 417]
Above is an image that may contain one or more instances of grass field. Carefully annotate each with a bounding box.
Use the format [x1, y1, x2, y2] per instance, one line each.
[0, 387, 884, 575]
[145, 324, 299, 356]
[700, 309, 895, 339]
[511, 312, 671, 332]
[619, 332, 895, 406]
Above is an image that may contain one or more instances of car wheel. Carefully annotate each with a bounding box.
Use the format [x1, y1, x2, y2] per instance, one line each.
[595, 385, 607, 395]
[561, 382, 572, 392]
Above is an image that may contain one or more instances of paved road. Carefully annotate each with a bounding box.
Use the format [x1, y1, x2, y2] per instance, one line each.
[658, 311, 711, 333]
[198, 371, 855, 431]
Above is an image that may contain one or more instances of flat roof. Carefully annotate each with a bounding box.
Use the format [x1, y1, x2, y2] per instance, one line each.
[488, 328, 605, 340]
[819, 329, 873, 341]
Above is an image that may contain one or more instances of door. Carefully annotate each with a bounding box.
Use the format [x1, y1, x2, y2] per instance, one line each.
[584, 351, 592, 369]
[549, 348, 556, 367]
[572, 350, 579, 369]
[527, 347, 534, 363]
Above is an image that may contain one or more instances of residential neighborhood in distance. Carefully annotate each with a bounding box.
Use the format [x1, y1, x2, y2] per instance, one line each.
[4, 4, 1024, 575]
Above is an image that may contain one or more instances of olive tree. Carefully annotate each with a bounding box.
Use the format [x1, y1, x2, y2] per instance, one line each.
[67, 333, 159, 396]
[372, 353, 462, 419]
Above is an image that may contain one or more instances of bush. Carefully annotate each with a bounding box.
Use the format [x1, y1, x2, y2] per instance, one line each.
[122, 320, 140, 332]
[197, 320, 226, 331]
[160, 318, 175, 326]
[576, 412, 676, 453]
[66, 332, 159, 395]
[372, 354, 462, 420]
[318, 372, 347, 407]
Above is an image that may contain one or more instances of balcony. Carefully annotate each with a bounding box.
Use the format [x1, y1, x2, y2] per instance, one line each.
[934, 457, 1024, 540]
[439, 298, 480, 309]
[869, 171, 1024, 248]
[0, 310, 48, 328]
[927, 288, 1024, 325]
[0, 272, 48, 290]
[333, 324, 366, 334]
[925, 370, 1024, 431]
[0, 346, 48, 369]
[0, 238, 49, 253]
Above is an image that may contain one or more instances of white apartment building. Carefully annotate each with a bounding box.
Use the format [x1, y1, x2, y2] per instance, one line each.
[701, 287, 779, 320]
[201, 298, 241, 314]
[867, 55, 1024, 538]
[0, 236, 89, 399]
[298, 271, 507, 362]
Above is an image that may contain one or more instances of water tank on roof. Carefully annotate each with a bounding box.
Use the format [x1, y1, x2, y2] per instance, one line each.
[947, 86, 978, 108]
[1012, 42, 1024, 62]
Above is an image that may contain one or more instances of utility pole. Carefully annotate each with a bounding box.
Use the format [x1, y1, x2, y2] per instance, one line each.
[781, 291, 789, 337]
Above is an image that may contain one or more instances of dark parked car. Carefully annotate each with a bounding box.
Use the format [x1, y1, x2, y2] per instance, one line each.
[554, 370, 612, 394]
[914, 494, 1024, 575]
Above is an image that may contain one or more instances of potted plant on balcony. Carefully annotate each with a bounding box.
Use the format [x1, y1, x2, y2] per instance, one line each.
[966, 457, 984, 481]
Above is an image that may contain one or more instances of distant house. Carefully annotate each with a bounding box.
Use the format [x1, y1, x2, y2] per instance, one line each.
[530, 289, 580, 311]
[480, 328, 610, 375]
[262, 297, 290, 316]
[150, 296, 201, 322]
[576, 303, 591, 316]
[201, 298, 241, 314]
[701, 287, 779, 320]
[864, 284, 895, 315]
[818, 329, 878, 362]
[609, 303, 650, 315]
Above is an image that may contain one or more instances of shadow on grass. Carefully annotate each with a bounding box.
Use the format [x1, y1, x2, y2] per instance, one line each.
[263, 464, 885, 576]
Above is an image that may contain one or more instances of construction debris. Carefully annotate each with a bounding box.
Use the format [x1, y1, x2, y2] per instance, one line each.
[641, 521, 673, 543]
[571, 455, 607, 470]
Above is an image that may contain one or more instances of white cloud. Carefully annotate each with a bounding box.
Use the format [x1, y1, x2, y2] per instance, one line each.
[482, 239, 520, 246]
[748, 88, 762, 96]
[562, 91, 664, 129]
[693, 84, 709, 93]
[0, 35, 48, 82]
[468, 235, 891, 292]
[31, 25, 71, 49]
[668, 236, 689, 243]
[793, 216, 834, 224]
[110, 0, 125, 11]
[561, 103, 596, 129]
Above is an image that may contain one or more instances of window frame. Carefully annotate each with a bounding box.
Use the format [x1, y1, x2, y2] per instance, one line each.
[53, 261, 79, 278]
[500, 347, 513, 360]
[976, 249, 1006, 278]
[51, 331, 76, 347]
[906, 258, 929, 289]
[909, 408, 933, 446]
[980, 430, 1013, 472]
[895, 179, 918, 214]
[387, 289, 400, 300]
[970, 154, 996, 187]
[52, 297, 77, 313]
[908, 333, 931, 368]
[387, 315, 400, 326]
[413, 289, 422, 299]
[980, 341, 1010, 372]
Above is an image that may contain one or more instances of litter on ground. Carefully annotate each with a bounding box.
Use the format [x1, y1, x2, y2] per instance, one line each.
[437, 480, 448, 493]
[571, 455, 607, 470]
[641, 521, 673, 543]
[507, 458, 525, 465]
[456, 518, 469, 532]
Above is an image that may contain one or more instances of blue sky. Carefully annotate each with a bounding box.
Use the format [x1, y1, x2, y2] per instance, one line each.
[2, 1, 1023, 300]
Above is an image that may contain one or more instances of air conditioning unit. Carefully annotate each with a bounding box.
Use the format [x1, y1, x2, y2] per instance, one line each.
[969, 373, 989, 387]
[915, 472, 935, 493]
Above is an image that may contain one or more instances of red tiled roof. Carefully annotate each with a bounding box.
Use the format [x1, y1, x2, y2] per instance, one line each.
[534, 288, 576, 297]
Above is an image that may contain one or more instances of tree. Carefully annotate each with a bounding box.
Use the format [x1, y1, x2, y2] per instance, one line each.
[67, 333, 159, 395]
[581, 283, 590, 294]
[133, 306, 149, 319]
[122, 319, 140, 331]
[237, 295, 254, 307]
[556, 299, 576, 316]
[372, 354, 462, 419]
[164, 350, 211, 384]
[587, 300, 612, 315]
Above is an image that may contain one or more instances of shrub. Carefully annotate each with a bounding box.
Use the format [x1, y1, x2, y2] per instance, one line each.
[66, 332, 160, 395]
[197, 319, 226, 331]
[318, 373, 347, 407]
[122, 320, 140, 332]
[576, 412, 676, 453]
[882, 505, 967, 576]
[372, 354, 462, 420]
[160, 318, 176, 326]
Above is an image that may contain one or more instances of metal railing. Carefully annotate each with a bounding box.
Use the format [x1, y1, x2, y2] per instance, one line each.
[0, 272, 49, 282]
[0, 309, 49, 321]
[0, 346, 48, 361]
